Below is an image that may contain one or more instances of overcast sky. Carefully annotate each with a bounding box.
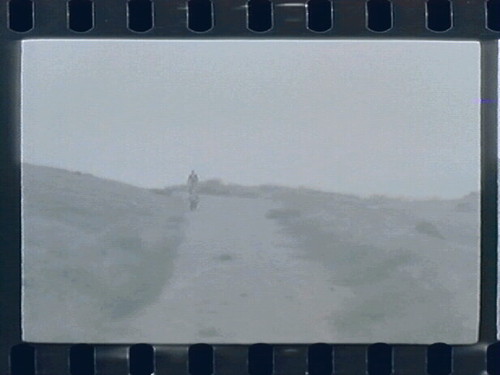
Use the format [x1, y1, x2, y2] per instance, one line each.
[21, 40, 480, 199]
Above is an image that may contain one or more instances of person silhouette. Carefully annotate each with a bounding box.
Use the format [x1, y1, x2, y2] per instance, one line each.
[187, 170, 199, 195]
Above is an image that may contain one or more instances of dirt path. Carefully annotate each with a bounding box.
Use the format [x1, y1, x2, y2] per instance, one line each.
[116, 194, 352, 343]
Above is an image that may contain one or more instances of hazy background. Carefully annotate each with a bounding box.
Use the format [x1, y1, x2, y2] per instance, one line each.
[22, 40, 480, 198]
[21, 40, 481, 343]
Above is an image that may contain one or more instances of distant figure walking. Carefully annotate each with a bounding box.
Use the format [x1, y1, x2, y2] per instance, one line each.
[187, 170, 200, 211]
[187, 170, 199, 195]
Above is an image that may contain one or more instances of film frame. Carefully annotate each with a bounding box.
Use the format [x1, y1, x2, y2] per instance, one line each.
[1, 0, 499, 374]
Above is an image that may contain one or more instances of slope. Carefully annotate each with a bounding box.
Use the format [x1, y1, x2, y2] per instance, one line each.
[22, 163, 186, 342]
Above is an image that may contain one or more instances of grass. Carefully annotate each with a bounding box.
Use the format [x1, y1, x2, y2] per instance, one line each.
[266, 190, 477, 343]
[22, 164, 188, 340]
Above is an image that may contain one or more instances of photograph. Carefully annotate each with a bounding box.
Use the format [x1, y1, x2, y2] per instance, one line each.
[21, 39, 480, 344]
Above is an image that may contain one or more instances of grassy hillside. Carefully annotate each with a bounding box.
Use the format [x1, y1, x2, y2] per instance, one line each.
[267, 189, 479, 343]
[24, 172, 479, 343]
[22, 164, 186, 341]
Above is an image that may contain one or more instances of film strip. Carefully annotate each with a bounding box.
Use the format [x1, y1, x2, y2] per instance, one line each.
[7, 343, 497, 374]
[6, 342, 500, 374]
[1, 1, 499, 375]
[0, 0, 499, 38]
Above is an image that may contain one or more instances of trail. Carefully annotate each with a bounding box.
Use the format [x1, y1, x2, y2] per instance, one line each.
[23, 165, 480, 344]
[118, 194, 352, 343]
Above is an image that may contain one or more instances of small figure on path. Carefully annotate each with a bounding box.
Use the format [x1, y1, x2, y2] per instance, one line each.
[187, 170, 199, 195]
[187, 170, 200, 211]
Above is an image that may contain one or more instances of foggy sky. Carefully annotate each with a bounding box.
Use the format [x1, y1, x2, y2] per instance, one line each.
[21, 40, 480, 198]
